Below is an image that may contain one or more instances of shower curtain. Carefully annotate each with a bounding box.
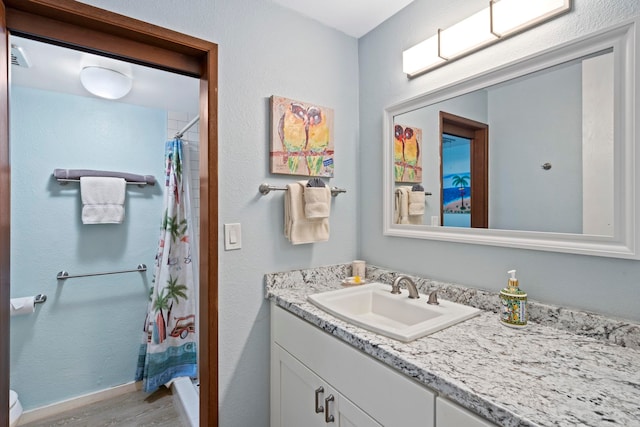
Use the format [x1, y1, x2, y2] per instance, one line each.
[136, 137, 197, 392]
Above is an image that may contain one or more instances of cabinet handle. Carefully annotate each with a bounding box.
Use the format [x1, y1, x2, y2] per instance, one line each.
[324, 394, 335, 423]
[314, 386, 325, 413]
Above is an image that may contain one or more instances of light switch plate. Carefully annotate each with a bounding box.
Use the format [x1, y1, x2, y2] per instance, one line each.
[224, 223, 242, 250]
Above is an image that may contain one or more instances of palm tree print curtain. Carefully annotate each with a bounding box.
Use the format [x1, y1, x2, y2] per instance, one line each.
[136, 138, 197, 392]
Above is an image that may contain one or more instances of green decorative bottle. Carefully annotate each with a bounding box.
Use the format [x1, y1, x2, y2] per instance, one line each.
[499, 270, 527, 328]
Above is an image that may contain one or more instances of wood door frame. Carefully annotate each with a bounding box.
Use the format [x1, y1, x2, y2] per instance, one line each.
[0, 1, 218, 426]
[440, 111, 489, 228]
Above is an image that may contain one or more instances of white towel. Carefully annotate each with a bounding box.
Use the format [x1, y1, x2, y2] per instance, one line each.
[303, 186, 331, 219]
[394, 187, 410, 224]
[284, 181, 329, 244]
[408, 191, 425, 215]
[394, 186, 425, 225]
[80, 177, 126, 224]
[408, 190, 425, 225]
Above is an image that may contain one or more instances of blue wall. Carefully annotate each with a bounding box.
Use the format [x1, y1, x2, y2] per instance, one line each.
[10, 86, 166, 409]
[489, 62, 582, 233]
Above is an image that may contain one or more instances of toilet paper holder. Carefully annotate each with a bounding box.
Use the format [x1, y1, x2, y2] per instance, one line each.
[9, 294, 47, 317]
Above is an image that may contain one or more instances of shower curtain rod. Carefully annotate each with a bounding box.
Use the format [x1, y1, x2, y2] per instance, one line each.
[175, 115, 200, 139]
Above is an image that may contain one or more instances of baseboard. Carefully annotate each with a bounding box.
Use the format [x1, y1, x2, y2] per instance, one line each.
[18, 381, 141, 425]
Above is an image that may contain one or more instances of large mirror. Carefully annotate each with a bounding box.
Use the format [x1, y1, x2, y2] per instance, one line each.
[384, 19, 640, 259]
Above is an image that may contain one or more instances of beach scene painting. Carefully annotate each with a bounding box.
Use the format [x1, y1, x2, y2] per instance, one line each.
[394, 124, 422, 183]
[270, 95, 334, 177]
[442, 174, 471, 213]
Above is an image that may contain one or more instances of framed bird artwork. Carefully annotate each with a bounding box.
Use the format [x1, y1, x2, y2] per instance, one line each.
[270, 95, 335, 177]
[394, 123, 422, 183]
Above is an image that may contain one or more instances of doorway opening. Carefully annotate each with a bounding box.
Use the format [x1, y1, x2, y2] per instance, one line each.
[442, 133, 472, 227]
[440, 111, 489, 228]
[0, 1, 219, 426]
[9, 32, 201, 418]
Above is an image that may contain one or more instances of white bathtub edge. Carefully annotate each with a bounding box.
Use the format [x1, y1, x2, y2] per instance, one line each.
[170, 376, 199, 427]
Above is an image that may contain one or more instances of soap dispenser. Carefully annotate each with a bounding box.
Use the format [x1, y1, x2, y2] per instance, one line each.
[499, 270, 527, 327]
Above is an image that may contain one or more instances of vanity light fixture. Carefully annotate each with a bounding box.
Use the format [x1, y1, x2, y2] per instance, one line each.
[402, 0, 571, 77]
[80, 66, 133, 100]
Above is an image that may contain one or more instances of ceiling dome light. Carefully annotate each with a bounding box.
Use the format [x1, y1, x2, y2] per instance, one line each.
[80, 66, 132, 100]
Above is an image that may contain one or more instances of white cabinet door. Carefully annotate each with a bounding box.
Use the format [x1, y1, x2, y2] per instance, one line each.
[272, 343, 382, 427]
[436, 397, 497, 427]
[334, 394, 382, 427]
[274, 343, 325, 427]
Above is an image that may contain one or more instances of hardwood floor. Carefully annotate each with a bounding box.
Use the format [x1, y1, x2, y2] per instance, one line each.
[19, 387, 183, 427]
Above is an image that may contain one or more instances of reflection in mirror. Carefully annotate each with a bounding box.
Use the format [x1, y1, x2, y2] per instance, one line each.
[440, 112, 488, 228]
[394, 49, 613, 234]
[442, 133, 471, 227]
[384, 20, 639, 259]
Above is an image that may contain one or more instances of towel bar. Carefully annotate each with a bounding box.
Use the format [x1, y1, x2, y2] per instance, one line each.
[396, 189, 432, 196]
[53, 169, 156, 186]
[259, 183, 346, 197]
[57, 264, 147, 280]
[56, 178, 151, 187]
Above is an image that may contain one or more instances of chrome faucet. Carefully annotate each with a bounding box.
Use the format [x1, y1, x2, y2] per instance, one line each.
[427, 290, 439, 305]
[391, 276, 420, 299]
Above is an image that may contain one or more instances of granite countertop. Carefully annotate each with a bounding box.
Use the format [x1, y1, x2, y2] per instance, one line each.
[265, 264, 640, 427]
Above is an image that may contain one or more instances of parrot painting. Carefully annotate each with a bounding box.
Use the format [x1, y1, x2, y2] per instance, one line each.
[275, 97, 333, 176]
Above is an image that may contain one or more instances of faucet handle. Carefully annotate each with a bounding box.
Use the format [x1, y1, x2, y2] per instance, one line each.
[427, 290, 439, 305]
[390, 282, 401, 294]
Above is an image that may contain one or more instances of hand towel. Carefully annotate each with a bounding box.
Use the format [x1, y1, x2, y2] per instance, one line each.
[303, 186, 331, 219]
[409, 190, 425, 215]
[408, 190, 425, 225]
[80, 176, 126, 224]
[284, 181, 329, 244]
[394, 187, 410, 224]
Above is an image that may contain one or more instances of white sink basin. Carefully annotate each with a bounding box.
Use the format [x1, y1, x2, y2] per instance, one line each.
[307, 282, 481, 342]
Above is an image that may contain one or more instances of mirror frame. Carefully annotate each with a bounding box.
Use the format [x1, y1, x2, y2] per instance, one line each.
[384, 18, 640, 259]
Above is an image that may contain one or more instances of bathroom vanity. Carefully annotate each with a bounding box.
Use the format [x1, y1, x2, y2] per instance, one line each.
[271, 303, 492, 427]
[266, 264, 640, 427]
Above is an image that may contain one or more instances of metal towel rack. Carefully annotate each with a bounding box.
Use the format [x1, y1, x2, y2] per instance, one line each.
[57, 264, 147, 280]
[34, 294, 47, 304]
[396, 188, 432, 196]
[55, 178, 152, 187]
[259, 183, 346, 197]
[52, 169, 156, 187]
